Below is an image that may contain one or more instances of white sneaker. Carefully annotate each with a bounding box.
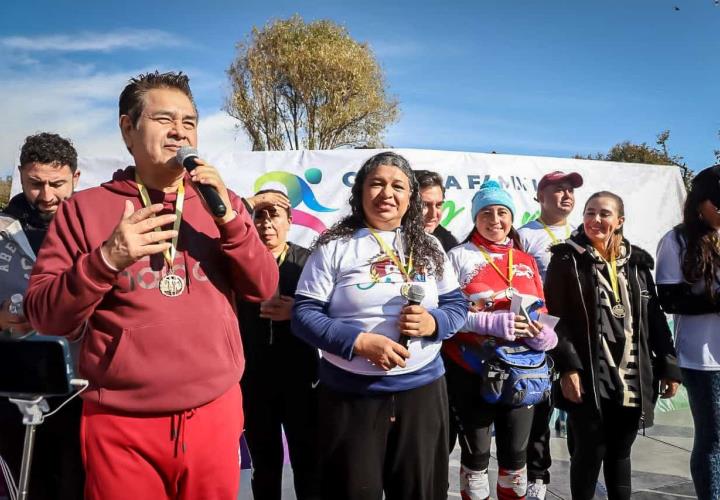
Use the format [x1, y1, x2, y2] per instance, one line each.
[526, 479, 547, 500]
[459, 465, 490, 500]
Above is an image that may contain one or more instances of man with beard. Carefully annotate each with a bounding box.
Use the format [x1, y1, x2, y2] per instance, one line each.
[517, 170, 583, 500]
[0, 132, 83, 499]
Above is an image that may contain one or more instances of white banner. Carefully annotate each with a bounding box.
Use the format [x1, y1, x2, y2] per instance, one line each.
[12, 148, 686, 255]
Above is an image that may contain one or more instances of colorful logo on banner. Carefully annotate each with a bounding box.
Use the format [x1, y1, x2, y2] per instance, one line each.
[253, 168, 542, 234]
[253, 168, 337, 234]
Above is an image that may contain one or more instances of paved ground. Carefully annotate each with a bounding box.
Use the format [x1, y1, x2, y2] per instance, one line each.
[238, 408, 698, 499]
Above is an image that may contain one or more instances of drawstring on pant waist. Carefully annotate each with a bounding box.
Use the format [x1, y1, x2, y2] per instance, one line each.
[170, 409, 196, 456]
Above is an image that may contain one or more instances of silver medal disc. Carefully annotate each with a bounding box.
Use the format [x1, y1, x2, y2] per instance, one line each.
[611, 303, 626, 319]
[159, 273, 185, 297]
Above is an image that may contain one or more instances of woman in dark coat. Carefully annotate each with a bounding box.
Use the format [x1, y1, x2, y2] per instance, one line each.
[656, 165, 720, 500]
[544, 190, 681, 500]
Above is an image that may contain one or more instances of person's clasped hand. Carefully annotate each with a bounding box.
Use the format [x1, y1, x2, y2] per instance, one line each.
[659, 379, 680, 399]
[0, 299, 33, 337]
[353, 333, 410, 371]
[397, 305, 436, 338]
[560, 371, 584, 403]
[259, 295, 294, 321]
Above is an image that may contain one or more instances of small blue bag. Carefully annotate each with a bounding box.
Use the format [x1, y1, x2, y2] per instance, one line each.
[460, 338, 552, 407]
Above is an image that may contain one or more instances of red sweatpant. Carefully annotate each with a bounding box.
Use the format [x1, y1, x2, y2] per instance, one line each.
[80, 385, 242, 500]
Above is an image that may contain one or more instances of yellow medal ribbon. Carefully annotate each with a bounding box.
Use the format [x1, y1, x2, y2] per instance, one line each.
[135, 172, 184, 268]
[276, 243, 289, 267]
[606, 255, 628, 318]
[367, 226, 413, 282]
[609, 256, 621, 305]
[538, 218, 570, 245]
[477, 246, 514, 287]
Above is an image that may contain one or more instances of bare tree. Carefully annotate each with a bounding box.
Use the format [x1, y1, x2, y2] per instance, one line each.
[226, 15, 399, 150]
[575, 130, 693, 188]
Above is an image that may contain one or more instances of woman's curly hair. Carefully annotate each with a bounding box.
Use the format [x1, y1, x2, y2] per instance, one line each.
[314, 151, 445, 278]
[677, 165, 720, 301]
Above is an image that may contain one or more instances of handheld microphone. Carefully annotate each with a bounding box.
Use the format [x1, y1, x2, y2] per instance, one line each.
[400, 284, 425, 348]
[176, 147, 227, 218]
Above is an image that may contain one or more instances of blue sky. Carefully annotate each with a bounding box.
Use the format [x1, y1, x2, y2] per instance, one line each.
[1, 0, 718, 177]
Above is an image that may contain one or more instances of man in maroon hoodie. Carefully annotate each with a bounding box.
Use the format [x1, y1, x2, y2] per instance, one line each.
[24, 71, 279, 500]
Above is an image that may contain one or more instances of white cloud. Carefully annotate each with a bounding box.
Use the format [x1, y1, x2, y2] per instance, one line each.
[0, 28, 252, 189]
[0, 68, 130, 176]
[0, 66, 251, 181]
[198, 112, 251, 156]
[0, 29, 187, 53]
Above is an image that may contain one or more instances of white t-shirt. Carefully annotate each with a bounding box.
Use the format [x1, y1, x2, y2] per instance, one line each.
[517, 219, 574, 281]
[656, 229, 720, 371]
[295, 228, 459, 376]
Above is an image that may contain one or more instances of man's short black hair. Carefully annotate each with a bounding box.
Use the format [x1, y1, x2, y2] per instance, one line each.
[253, 189, 291, 217]
[119, 71, 197, 128]
[19, 132, 78, 172]
[414, 169, 445, 197]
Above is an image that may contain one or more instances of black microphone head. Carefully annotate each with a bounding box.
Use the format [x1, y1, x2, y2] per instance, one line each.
[404, 284, 425, 304]
[176, 146, 199, 169]
[175, 146, 227, 217]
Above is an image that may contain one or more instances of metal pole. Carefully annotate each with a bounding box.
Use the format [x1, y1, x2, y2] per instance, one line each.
[9, 397, 48, 500]
[17, 422, 37, 500]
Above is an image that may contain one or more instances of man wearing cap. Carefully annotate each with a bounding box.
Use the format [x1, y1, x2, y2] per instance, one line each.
[517, 170, 583, 500]
[518, 171, 583, 280]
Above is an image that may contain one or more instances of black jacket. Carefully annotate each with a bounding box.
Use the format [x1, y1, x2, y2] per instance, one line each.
[237, 242, 318, 383]
[3, 193, 50, 255]
[432, 225, 459, 253]
[545, 233, 680, 427]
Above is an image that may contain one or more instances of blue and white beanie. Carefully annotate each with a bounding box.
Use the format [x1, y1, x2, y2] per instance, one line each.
[471, 180, 515, 221]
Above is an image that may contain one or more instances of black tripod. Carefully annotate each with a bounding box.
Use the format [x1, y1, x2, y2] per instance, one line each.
[0, 336, 86, 499]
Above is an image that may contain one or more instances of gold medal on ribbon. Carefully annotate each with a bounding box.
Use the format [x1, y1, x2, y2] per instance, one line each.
[608, 256, 626, 318]
[136, 172, 185, 297]
[476, 245, 515, 299]
[159, 272, 185, 297]
[367, 226, 413, 282]
[611, 303, 626, 319]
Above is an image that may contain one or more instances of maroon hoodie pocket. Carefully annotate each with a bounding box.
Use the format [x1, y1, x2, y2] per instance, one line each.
[99, 314, 243, 409]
